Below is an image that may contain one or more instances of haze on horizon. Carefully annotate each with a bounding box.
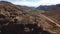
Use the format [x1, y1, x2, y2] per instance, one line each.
[0, 0, 60, 7]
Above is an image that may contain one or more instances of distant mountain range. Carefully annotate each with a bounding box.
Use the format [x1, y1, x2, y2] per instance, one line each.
[36, 4, 60, 11]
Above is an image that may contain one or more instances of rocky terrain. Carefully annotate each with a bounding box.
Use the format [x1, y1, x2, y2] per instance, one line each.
[37, 4, 60, 34]
[0, 1, 60, 34]
[38, 4, 60, 25]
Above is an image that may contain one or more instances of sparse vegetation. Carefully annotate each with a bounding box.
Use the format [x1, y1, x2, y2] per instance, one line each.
[0, 1, 60, 34]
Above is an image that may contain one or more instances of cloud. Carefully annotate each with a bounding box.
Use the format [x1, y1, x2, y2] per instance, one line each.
[1, 0, 60, 7]
[39, 0, 60, 5]
[12, 1, 38, 7]
[12, 0, 60, 7]
[11, 0, 40, 7]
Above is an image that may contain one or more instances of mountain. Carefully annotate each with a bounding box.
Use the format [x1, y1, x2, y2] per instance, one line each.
[38, 4, 60, 25]
[0, 1, 60, 34]
[36, 4, 60, 11]
[16, 5, 35, 10]
[0, 1, 23, 11]
[43, 8, 60, 24]
[37, 4, 60, 34]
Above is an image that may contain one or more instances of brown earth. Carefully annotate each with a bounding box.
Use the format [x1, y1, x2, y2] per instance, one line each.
[0, 1, 60, 34]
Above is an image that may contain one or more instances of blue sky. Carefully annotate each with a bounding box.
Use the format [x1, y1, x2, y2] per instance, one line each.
[1, 0, 60, 7]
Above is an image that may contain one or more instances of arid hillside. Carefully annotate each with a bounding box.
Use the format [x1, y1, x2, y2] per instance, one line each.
[43, 8, 60, 24]
[0, 1, 60, 34]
